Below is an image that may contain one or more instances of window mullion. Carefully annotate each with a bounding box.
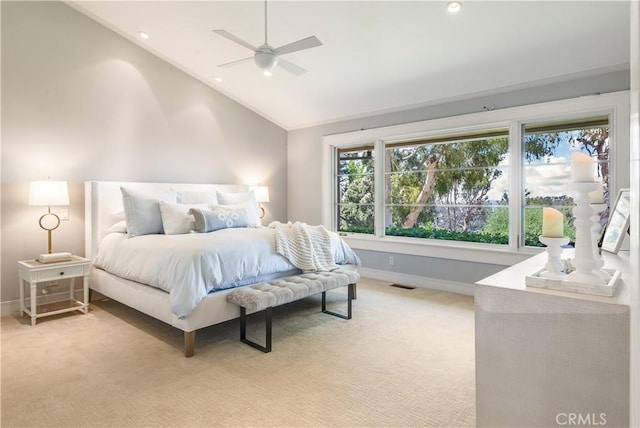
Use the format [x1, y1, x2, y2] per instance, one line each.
[374, 139, 385, 238]
[509, 121, 523, 251]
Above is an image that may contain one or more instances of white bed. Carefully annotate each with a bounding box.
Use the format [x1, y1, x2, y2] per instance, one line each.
[84, 181, 358, 357]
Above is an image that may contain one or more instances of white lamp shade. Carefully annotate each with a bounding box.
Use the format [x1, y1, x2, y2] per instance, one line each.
[251, 186, 270, 203]
[29, 181, 70, 206]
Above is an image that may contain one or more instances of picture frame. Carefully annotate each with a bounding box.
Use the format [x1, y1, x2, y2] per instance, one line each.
[601, 188, 630, 253]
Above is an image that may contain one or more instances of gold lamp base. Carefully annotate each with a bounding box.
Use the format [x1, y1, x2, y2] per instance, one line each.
[38, 210, 61, 254]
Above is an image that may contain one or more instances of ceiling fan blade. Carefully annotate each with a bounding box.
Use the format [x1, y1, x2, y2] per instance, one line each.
[218, 56, 254, 68]
[277, 57, 307, 76]
[212, 29, 258, 52]
[273, 36, 322, 56]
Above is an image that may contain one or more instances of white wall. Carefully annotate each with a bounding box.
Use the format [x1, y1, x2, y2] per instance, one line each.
[1, 1, 287, 306]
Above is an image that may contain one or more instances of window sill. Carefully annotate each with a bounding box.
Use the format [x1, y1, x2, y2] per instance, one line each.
[342, 234, 538, 266]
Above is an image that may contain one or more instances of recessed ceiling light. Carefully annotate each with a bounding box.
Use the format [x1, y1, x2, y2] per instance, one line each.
[447, 1, 462, 13]
[213, 76, 223, 83]
[138, 31, 149, 40]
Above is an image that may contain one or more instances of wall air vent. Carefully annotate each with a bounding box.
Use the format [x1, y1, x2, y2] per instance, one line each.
[389, 284, 415, 290]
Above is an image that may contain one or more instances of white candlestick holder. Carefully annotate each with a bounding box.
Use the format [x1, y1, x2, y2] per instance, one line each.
[590, 203, 611, 281]
[538, 235, 570, 278]
[567, 182, 606, 285]
[526, 190, 621, 296]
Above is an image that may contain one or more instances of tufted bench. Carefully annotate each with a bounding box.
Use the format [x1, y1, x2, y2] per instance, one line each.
[226, 268, 360, 352]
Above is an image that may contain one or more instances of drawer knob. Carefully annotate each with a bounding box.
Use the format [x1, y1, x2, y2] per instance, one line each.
[59, 271, 64, 276]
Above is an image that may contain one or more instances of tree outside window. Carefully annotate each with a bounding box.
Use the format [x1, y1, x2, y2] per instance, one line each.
[337, 147, 375, 234]
[384, 132, 510, 244]
[522, 118, 610, 246]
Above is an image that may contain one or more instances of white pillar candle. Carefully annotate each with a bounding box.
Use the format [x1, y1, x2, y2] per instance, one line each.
[589, 180, 604, 203]
[571, 152, 594, 182]
[542, 207, 564, 238]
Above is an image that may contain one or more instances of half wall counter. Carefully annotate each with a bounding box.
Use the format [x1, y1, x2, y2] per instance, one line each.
[475, 249, 630, 428]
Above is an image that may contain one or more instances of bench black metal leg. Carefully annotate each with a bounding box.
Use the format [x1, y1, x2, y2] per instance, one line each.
[239, 283, 355, 353]
[240, 306, 272, 353]
[322, 283, 353, 320]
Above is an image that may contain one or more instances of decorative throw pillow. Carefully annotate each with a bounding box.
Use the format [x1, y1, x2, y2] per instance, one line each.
[216, 190, 261, 227]
[189, 206, 250, 233]
[120, 187, 176, 237]
[159, 201, 209, 235]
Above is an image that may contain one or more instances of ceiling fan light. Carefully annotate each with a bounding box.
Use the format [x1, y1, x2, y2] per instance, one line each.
[255, 51, 278, 72]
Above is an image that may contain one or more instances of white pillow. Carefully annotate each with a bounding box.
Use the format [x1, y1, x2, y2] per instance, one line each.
[159, 201, 208, 235]
[217, 190, 261, 227]
[106, 220, 127, 234]
[120, 187, 177, 237]
[175, 190, 218, 205]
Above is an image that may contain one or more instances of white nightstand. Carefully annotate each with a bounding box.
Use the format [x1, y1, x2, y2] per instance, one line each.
[18, 255, 91, 326]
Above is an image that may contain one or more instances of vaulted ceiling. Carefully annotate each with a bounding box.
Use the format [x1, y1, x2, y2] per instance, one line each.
[68, 1, 631, 130]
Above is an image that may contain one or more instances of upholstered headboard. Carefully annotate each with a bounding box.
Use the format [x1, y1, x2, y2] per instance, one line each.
[84, 181, 247, 260]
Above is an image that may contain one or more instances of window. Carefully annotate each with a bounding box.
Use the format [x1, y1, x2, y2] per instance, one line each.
[384, 130, 510, 244]
[336, 145, 375, 234]
[523, 118, 610, 247]
[323, 92, 629, 264]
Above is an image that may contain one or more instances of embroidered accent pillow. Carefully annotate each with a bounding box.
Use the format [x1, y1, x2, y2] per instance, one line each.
[189, 206, 250, 233]
[216, 190, 261, 227]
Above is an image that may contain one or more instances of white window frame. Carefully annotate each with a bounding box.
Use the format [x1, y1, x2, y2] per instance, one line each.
[322, 91, 630, 266]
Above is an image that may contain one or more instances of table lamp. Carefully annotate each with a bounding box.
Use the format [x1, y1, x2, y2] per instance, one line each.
[29, 180, 69, 254]
[251, 186, 270, 218]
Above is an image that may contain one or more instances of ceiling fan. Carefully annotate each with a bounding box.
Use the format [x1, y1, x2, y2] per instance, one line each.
[213, 0, 322, 76]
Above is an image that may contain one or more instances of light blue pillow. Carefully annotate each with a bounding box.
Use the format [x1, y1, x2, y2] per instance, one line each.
[120, 187, 177, 237]
[189, 206, 249, 233]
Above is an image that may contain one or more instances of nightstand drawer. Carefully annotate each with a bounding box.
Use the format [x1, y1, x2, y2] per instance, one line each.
[36, 265, 84, 281]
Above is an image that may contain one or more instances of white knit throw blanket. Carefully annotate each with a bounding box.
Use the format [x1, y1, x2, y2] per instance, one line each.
[271, 222, 337, 272]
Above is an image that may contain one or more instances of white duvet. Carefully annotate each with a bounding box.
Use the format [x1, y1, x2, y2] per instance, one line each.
[93, 227, 359, 318]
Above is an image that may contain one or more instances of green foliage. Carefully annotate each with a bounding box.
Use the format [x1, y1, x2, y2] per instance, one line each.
[339, 225, 374, 234]
[338, 154, 375, 231]
[482, 208, 509, 235]
[341, 222, 509, 245]
[524, 133, 559, 163]
[385, 226, 508, 244]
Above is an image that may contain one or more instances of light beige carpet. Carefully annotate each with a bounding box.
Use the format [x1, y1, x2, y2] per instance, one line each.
[1, 277, 475, 427]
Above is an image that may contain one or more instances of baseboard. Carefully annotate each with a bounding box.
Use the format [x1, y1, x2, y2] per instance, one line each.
[1, 299, 18, 317]
[1, 290, 85, 317]
[357, 267, 474, 296]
